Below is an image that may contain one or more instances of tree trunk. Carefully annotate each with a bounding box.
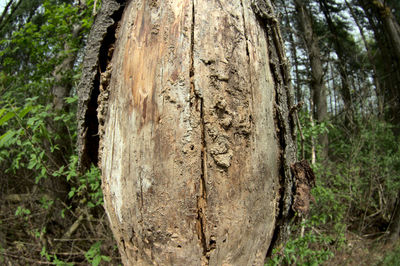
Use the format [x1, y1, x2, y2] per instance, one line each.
[357, 0, 400, 131]
[78, 0, 296, 264]
[52, 25, 82, 111]
[280, 0, 302, 104]
[294, 0, 328, 160]
[319, 0, 354, 127]
[345, 0, 383, 117]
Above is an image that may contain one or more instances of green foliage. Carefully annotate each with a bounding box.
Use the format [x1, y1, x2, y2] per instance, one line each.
[266, 181, 343, 266]
[0, 0, 116, 264]
[287, 109, 400, 264]
[297, 108, 400, 232]
[266, 229, 334, 266]
[15, 206, 31, 221]
[297, 109, 331, 159]
[85, 241, 112, 266]
[325, 118, 400, 228]
[68, 163, 104, 208]
[0, 97, 75, 182]
[0, 0, 94, 102]
[310, 184, 346, 235]
[39, 196, 54, 210]
[0, 0, 96, 191]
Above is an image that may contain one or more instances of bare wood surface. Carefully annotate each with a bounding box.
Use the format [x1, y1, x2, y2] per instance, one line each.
[79, 0, 297, 264]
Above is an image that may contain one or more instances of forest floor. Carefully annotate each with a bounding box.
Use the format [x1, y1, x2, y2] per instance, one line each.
[327, 231, 400, 265]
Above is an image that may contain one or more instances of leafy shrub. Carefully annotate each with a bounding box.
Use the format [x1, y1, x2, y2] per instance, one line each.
[266, 230, 334, 266]
[85, 241, 112, 266]
[0, 0, 118, 264]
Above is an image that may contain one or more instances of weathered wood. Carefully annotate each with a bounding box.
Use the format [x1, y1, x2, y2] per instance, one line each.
[77, 0, 124, 170]
[79, 0, 296, 264]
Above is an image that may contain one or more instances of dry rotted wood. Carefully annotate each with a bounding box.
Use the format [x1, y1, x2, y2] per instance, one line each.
[77, 0, 124, 171]
[291, 160, 316, 215]
[78, 0, 297, 264]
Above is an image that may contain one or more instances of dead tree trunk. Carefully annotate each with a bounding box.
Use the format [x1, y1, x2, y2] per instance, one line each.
[78, 0, 296, 264]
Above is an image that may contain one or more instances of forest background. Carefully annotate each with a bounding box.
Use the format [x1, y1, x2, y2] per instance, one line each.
[0, 0, 399, 265]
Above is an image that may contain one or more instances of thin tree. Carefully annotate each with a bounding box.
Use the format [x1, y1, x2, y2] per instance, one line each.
[294, 0, 329, 160]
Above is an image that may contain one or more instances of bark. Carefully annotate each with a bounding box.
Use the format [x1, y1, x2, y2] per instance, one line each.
[294, 0, 328, 160]
[371, 0, 400, 63]
[0, 0, 22, 34]
[280, 1, 302, 104]
[78, 0, 297, 264]
[0, 0, 14, 27]
[77, 0, 124, 170]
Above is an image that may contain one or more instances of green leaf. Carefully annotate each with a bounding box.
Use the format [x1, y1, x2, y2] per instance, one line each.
[40, 246, 47, 258]
[0, 131, 16, 147]
[18, 106, 33, 118]
[0, 109, 6, 118]
[27, 154, 37, 170]
[92, 256, 101, 266]
[68, 189, 75, 199]
[65, 96, 77, 104]
[101, 255, 111, 262]
[0, 112, 16, 125]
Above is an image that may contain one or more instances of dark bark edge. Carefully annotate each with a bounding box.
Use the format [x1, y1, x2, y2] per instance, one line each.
[251, 0, 298, 258]
[77, 0, 126, 172]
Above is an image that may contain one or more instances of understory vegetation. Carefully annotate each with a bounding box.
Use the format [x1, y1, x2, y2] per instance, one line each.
[268, 116, 400, 265]
[0, 0, 400, 265]
[265, 0, 400, 264]
[0, 0, 120, 264]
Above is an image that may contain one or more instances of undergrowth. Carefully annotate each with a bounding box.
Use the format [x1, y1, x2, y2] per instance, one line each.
[266, 111, 400, 265]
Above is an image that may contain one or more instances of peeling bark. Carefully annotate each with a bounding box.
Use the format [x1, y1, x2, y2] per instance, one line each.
[77, 0, 125, 170]
[78, 0, 296, 264]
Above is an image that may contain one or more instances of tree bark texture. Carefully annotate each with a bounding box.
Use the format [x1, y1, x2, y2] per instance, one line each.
[78, 0, 296, 264]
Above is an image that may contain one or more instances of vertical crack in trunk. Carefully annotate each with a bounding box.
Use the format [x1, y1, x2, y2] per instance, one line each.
[239, 0, 250, 60]
[79, 0, 126, 171]
[239, 0, 255, 127]
[190, 1, 209, 264]
[198, 97, 208, 262]
[97, 4, 125, 167]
